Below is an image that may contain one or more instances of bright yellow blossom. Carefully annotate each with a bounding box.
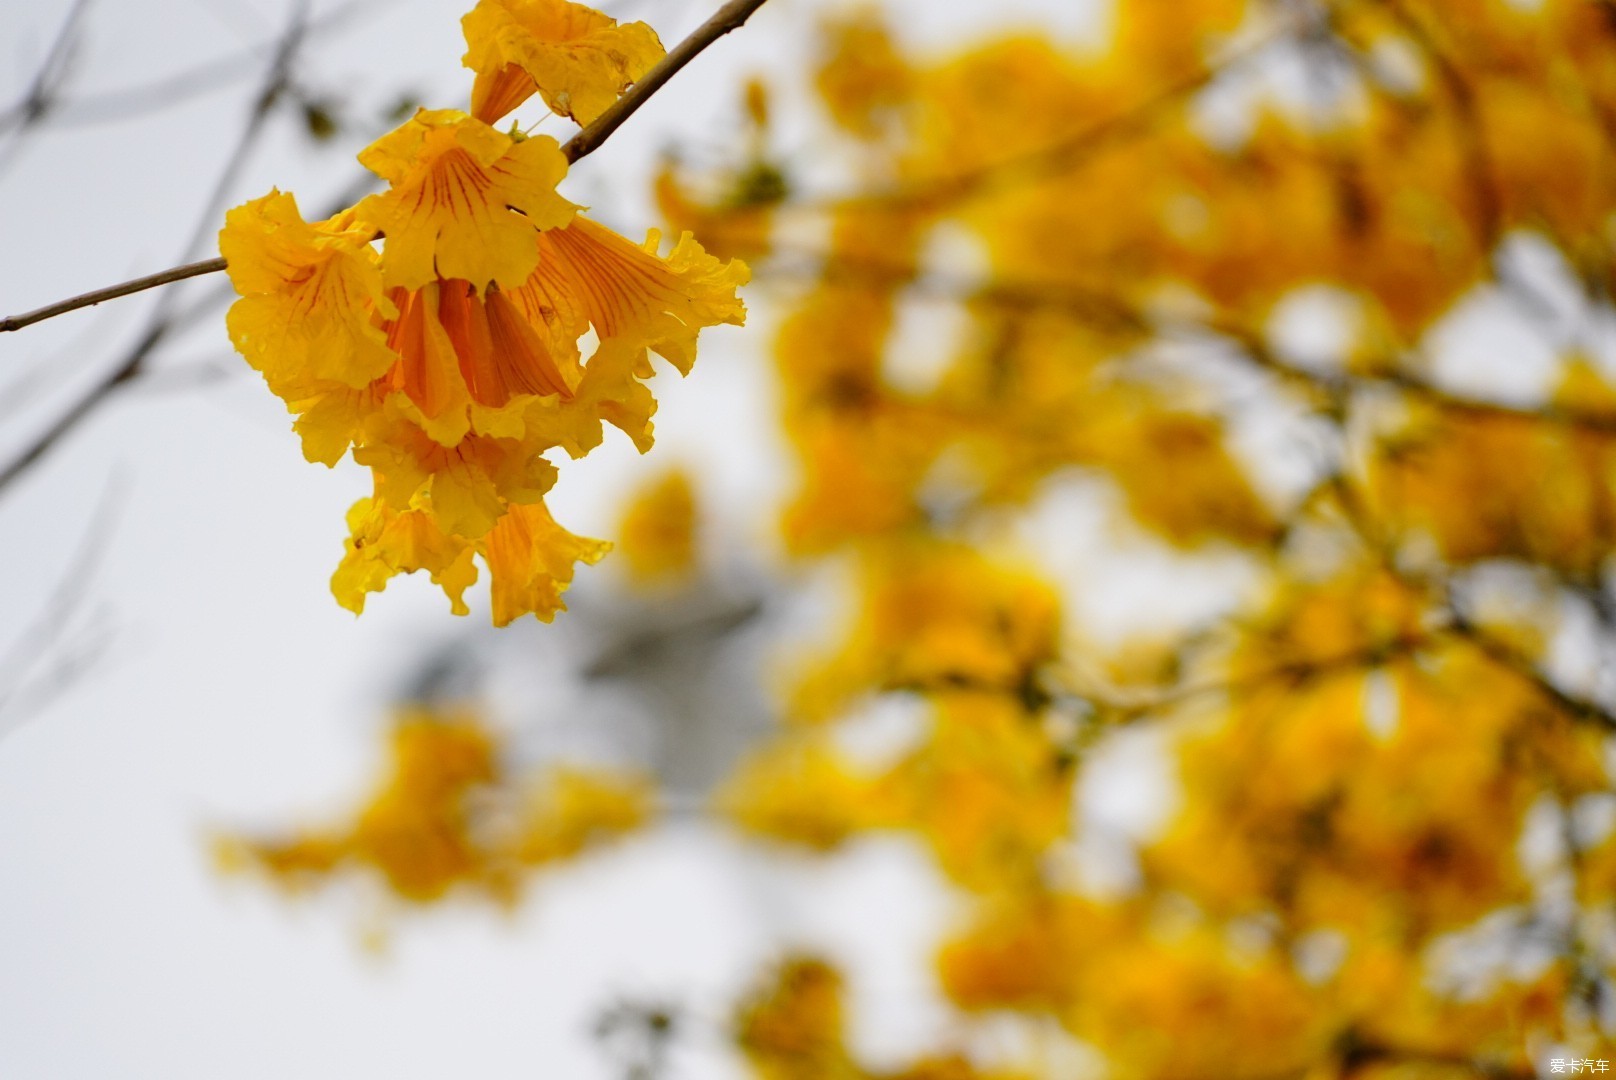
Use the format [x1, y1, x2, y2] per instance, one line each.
[354, 109, 578, 293]
[220, 191, 396, 399]
[461, 0, 664, 125]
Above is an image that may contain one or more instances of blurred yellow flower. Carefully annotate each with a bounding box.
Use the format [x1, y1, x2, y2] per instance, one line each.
[616, 468, 699, 584]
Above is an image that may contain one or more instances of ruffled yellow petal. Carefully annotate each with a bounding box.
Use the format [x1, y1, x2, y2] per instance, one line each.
[289, 382, 391, 466]
[462, 0, 665, 125]
[477, 500, 610, 626]
[220, 190, 397, 398]
[518, 336, 657, 458]
[356, 109, 578, 292]
[535, 218, 749, 375]
[356, 423, 559, 539]
[331, 497, 479, 616]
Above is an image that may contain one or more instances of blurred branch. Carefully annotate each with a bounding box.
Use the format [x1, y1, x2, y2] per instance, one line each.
[0, 0, 777, 338]
[0, 0, 94, 146]
[1079, 633, 1435, 726]
[0, 473, 121, 737]
[1447, 605, 1616, 734]
[1317, 458, 1616, 734]
[0, 0, 310, 494]
[32, 0, 374, 129]
[805, 26, 1284, 215]
[583, 592, 764, 680]
[1372, 0, 1502, 249]
[594, 999, 679, 1080]
[762, 249, 1616, 435]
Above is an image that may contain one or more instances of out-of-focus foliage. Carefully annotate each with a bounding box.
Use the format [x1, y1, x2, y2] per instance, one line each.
[697, 0, 1616, 1074]
[229, 0, 1616, 1075]
[219, 707, 650, 906]
[734, 955, 1027, 1080]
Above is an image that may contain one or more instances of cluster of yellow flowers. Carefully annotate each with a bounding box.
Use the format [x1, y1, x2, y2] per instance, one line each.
[221, 0, 747, 625]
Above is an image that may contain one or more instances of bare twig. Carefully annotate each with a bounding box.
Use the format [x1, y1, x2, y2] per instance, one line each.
[0, 258, 226, 334]
[0, 473, 122, 737]
[560, 0, 771, 163]
[0, 0, 775, 337]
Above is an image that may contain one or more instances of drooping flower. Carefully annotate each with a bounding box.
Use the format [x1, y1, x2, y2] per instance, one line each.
[353, 109, 578, 292]
[220, 191, 397, 400]
[219, 0, 746, 625]
[461, 0, 665, 125]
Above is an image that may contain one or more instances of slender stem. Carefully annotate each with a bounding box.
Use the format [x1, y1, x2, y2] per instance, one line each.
[0, 0, 773, 337]
[561, 0, 771, 163]
[0, 257, 226, 334]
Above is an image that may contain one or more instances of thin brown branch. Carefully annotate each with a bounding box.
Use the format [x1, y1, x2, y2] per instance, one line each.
[561, 0, 771, 164]
[0, 257, 226, 334]
[0, 172, 375, 494]
[1448, 611, 1616, 733]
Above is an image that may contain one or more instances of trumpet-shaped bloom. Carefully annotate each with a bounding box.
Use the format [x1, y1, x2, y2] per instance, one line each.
[462, 0, 665, 125]
[481, 498, 611, 625]
[355, 109, 578, 292]
[220, 191, 397, 399]
[356, 421, 559, 539]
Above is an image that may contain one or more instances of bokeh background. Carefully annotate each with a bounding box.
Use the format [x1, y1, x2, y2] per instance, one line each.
[0, 2, 1120, 1075]
[5, 0, 1614, 1077]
